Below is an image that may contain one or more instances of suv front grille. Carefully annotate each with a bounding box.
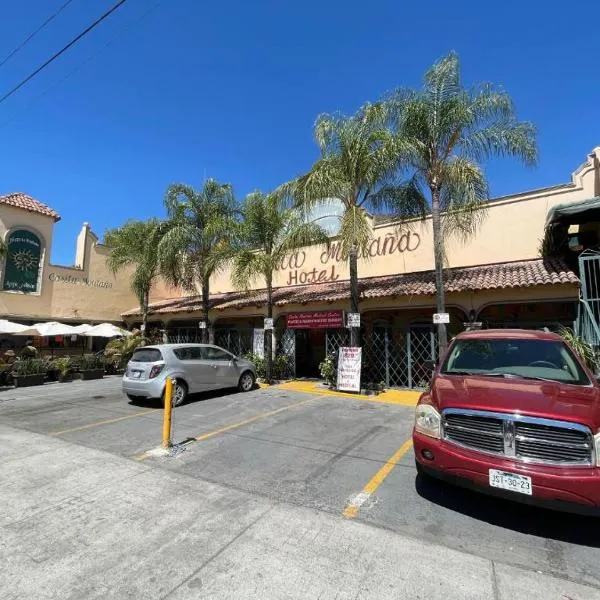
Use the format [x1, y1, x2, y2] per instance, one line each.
[443, 409, 594, 466]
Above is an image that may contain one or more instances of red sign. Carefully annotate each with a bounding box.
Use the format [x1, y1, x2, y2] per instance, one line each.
[286, 310, 344, 329]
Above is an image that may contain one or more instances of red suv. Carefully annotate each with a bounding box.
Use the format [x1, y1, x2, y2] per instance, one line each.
[413, 329, 600, 514]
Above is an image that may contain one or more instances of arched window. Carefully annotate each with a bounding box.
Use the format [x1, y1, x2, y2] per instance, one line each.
[2, 229, 44, 293]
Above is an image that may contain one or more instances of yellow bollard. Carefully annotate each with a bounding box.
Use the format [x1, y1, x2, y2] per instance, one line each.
[162, 377, 174, 448]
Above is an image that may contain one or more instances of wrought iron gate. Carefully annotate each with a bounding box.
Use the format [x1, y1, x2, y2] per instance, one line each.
[365, 324, 436, 389]
[576, 249, 600, 346]
[277, 328, 296, 379]
[214, 329, 253, 357]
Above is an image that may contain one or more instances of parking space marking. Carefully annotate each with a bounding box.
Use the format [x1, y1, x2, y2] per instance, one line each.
[50, 410, 155, 436]
[342, 438, 413, 519]
[135, 395, 323, 460]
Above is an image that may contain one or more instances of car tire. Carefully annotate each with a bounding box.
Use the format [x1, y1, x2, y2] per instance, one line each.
[163, 380, 188, 407]
[238, 371, 255, 393]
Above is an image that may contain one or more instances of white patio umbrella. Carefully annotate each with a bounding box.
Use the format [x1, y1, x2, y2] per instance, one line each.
[0, 319, 29, 334]
[84, 323, 131, 338]
[70, 323, 93, 334]
[18, 321, 77, 337]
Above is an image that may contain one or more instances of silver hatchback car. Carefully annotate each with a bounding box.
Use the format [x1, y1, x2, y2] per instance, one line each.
[122, 344, 256, 406]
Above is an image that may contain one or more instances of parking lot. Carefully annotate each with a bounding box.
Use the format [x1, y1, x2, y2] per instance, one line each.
[2, 377, 600, 598]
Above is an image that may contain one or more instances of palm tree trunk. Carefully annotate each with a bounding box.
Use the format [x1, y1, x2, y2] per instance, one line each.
[141, 287, 149, 335]
[265, 273, 273, 383]
[349, 245, 360, 347]
[201, 277, 211, 344]
[431, 187, 448, 358]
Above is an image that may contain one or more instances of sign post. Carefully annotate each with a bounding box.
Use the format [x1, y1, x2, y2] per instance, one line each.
[337, 347, 362, 393]
[264, 317, 274, 330]
[346, 313, 360, 328]
[433, 313, 450, 325]
[162, 377, 174, 448]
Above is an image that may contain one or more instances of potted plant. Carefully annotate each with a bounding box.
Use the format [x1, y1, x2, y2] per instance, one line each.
[12, 359, 47, 388]
[80, 353, 105, 380]
[53, 357, 74, 383]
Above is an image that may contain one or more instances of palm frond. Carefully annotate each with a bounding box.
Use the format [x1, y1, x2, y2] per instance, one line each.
[439, 157, 488, 243]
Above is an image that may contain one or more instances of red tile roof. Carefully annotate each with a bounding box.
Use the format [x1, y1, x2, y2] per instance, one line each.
[0, 192, 60, 221]
[122, 258, 579, 317]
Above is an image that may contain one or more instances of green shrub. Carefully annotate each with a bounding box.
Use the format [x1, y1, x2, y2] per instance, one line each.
[80, 353, 104, 371]
[558, 327, 600, 372]
[104, 332, 147, 370]
[319, 352, 337, 387]
[51, 357, 73, 377]
[13, 359, 47, 376]
[243, 353, 291, 380]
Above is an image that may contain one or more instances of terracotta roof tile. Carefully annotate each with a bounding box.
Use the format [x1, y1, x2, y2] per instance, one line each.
[0, 192, 60, 221]
[122, 258, 579, 317]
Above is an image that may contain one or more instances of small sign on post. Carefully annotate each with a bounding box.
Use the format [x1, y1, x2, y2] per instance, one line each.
[433, 313, 450, 324]
[346, 312, 360, 328]
[337, 346, 362, 392]
[264, 317, 274, 330]
[198, 321, 207, 329]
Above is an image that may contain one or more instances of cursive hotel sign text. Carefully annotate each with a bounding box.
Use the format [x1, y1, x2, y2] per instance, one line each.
[277, 231, 420, 286]
[49, 272, 113, 289]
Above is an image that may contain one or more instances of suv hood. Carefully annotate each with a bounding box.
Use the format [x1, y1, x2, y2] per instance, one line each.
[433, 374, 600, 429]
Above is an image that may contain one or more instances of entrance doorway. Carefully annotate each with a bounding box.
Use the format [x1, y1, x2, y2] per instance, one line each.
[295, 329, 326, 377]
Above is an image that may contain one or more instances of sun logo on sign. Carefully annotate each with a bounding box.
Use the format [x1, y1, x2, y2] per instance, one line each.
[12, 250, 38, 272]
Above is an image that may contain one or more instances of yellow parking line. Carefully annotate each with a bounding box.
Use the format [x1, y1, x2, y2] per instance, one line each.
[135, 396, 322, 460]
[51, 410, 155, 436]
[274, 380, 420, 407]
[342, 438, 413, 519]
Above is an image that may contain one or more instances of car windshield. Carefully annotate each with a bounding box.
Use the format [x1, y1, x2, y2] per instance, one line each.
[441, 338, 591, 386]
[131, 348, 163, 363]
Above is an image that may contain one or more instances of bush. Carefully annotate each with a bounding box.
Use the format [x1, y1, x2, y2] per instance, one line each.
[80, 353, 104, 371]
[319, 352, 337, 387]
[243, 352, 291, 380]
[52, 357, 73, 377]
[104, 332, 148, 370]
[13, 359, 47, 376]
[558, 327, 600, 372]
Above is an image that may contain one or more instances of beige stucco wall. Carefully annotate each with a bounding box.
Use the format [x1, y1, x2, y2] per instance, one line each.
[0, 212, 139, 323]
[209, 148, 600, 295]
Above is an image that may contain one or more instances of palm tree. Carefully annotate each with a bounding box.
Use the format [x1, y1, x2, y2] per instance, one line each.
[387, 52, 537, 357]
[286, 102, 424, 347]
[104, 219, 166, 333]
[159, 179, 237, 343]
[231, 190, 329, 382]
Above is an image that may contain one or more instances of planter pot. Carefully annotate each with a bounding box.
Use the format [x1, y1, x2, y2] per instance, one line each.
[81, 369, 104, 381]
[13, 374, 45, 388]
[58, 373, 74, 383]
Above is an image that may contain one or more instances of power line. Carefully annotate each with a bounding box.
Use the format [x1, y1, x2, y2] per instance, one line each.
[0, 0, 76, 69]
[0, 0, 128, 107]
[0, 0, 163, 129]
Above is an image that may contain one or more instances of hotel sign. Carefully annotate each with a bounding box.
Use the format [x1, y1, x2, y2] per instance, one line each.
[286, 310, 344, 329]
[2, 229, 43, 293]
[277, 231, 420, 287]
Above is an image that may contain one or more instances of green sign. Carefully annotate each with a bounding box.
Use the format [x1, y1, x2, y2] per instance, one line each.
[2, 229, 43, 293]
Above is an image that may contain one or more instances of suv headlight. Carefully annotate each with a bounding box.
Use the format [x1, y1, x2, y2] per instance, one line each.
[595, 432, 600, 466]
[414, 404, 441, 439]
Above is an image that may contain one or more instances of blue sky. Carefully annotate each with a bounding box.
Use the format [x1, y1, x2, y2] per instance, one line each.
[0, 0, 599, 265]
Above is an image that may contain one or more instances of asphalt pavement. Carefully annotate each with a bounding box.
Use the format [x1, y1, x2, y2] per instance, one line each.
[0, 377, 599, 599]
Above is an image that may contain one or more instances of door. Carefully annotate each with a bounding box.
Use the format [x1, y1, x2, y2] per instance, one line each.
[172, 346, 215, 392]
[202, 346, 239, 388]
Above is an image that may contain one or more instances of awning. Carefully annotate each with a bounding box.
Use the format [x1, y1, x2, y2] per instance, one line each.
[122, 257, 579, 318]
[545, 197, 600, 227]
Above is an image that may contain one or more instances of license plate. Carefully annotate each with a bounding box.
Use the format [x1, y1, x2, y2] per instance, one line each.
[130, 370, 141, 379]
[489, 469, 532, 495]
